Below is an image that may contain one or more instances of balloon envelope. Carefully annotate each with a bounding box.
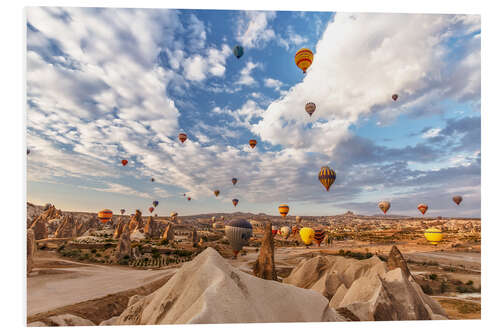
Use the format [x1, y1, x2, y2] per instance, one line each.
[392, 94, 398, 101]
[232, 198, 239, 207]
[453, 196, 463, 205]
[98, 209, 113, 223]
[278, 204, 289, 218]
[272, 225, 279, 236]
[178, 133, 187, 143]
[152, 200, 159, 207]
[233, 45, 244, 59]
[417, 204, 428, 215]
[149, 207, 154, 213]
[120, 209, 125, 215]
[305, 102, 316, 116]
[121, 159, 128, 166]
[214, 190, 220, 197]
[318, 166, 336, 191]
[295, 48, 314, 73]
[232, 178, 238, 185]
[249, 139, 257, 148]
[314, 229, 326, 246]
[225, 219, 253, 257]
[378, 201, 391, 214]
[299, 227, 315, 245]
[280, 226, 291, 239]
[424, 228, 443, 245]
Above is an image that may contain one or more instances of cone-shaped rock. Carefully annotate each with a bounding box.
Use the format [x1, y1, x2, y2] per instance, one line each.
[253, 223, 277, 281]
[144, 216, 161, 238]
[113, 217, 126, 239]
[115, 224, 131, 261]
[128, 210, 143, 233]
[54, 214, 77, 238]
[387, 245, 412, 279]
[162, 222, 175, 241]
[192, 227, 198, 246]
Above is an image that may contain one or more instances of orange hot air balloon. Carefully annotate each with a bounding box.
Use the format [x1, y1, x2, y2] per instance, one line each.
[149, 207, 154, 213]
[249, 139, 257, 149]
[278, 204, 289, 218]
[392, 94, 398, 101]
[214, 189, 220, 197]
[305, 102, 316, 117]
[232, 198, 239, 207]
[378, 201, 391, 214]
[318, 166, 336, 191]
[417, 204, 428, 215]
[313, 229, 326, 246]
[121, 159, 128, 166]
[453, 196, 463, 205]
[178, 133, 187, 143]
[98, 209, 113, 224]
[295, 48, 314, 73]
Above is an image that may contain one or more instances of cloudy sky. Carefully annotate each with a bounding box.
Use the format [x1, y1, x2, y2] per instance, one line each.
[26, 8, 480, 217]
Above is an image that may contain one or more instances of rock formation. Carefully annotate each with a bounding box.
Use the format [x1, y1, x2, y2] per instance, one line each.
[162, 222, 175, 242]
[30, 314, 95, 326]
[130, 229, 146, 241]
[192, 227, 198, 246]
[54, 214, 77, 238]
[114, 247, 346, 325]
[115, 224, 131, 261]
[29, 216, 48, 240]
[128, 210, 143, 233]
[113, 217, 127, 239]
[144, 216, 161, 238]
[253, 223, 277, 281]
[27, 228, 36, 273]
[284, 247, 447, 321]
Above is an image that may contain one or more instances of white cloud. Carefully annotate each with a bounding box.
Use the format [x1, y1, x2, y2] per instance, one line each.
[236, 11, 277, 48]
[421, 128, 442, 139]
[237, 61, 261, 86]
[264, 77, 284, 91]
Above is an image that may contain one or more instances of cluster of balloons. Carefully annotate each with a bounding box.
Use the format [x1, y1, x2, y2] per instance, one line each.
[378, 195, 463, 216]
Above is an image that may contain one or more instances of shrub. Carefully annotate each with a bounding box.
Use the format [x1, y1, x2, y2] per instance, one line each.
[421, 284, 433, 295]
[91, 248, 97, 254]
[466, 280, 474, 286]
[440, 281, 449, 293]
[429, 273, 438, 281]
[160, 239, 169, 246]
[57, 244, 65, 252]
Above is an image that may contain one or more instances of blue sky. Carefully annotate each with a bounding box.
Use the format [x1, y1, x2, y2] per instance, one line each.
[26, 8, 480, 217]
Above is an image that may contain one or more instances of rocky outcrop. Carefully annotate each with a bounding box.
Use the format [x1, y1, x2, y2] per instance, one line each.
[144, 216, 161, 238]
[253, 223, 277, 281]
[161, 222, 175, 242]
[130, 229, 146, 241]
[113, 218, 127, 240]
[43, 314, 95, 326]
[27, 228, 36, 273]
[115, 224, 131, 261]
[192, 228, 198, 246]
[114, 247, 346, 324]
[128, 210, 143, 233]
[284, 246, 447, 321]
[29, 216, 48, 240]
[54, 214, 77, 238]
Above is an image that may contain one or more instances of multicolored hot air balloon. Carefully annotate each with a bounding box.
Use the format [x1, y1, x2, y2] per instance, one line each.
[378, 201, 391, 214]
[417, 204, 428, 215]
[149, 207, 154, 213]
[232, 198, 239, 207]
[305, 102, 316, 117]
[272, 225, 279, 236]
[214, 189, 220, 197]
[295, 48, 314, 73]
[225, 219, 252, 258]
[249, 139, 257, 149]
[120, 209, 125, 215]
[318, 166, 336, 191]
[98, 209, 113, 224]
[152, 200, 159, 207]
[424, 228, 443, 245]
[278, 204, 289, 218]
[299, 227, 315, 246]
[232, 178, 238, 186]
[453, 196, 463, 206]
[314, 229, 326, 247]
[233, 45, 244, 59]
[121, 159, 128, 166]
[392, 94, 398, 101]
[178, 133, 187, 143]
[280, 226, 291, 239]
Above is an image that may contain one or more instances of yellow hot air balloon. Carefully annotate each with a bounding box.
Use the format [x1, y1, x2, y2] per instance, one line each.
[424, 228, 443, 245]
[318, 166, 336, 191]
[295, 48, 314, 73]
[278, 204, 289, 218]
[299, 227, 315, 246]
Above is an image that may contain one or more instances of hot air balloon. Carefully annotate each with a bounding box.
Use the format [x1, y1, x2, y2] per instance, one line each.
[120, 209, 125, 215]
[214, 190, 220, 197]
[295, 48, 314, 73]
[98, 209, 113, 224]
[292, 225, 299, 236]
[233, 45, 244, 59]
[280, 226, 291, 239]
[232, 198, 239, 207]
[392, 94, 398, 101]
[187, 197, 191, 201]
[278, 204, 289, 218]
[299, 227, 315, 246]
[453, 196, 463, 206]
[314, 229, 326, 246]
[121, 159, 128, 166]
[151, 177, 155, 182]
[318, 166, 336, 191]
[249, 139, 257, 149]
[221, 216, 225, 221]
[171, 211, 178, 220]
[272, 225, 279, 236]
[212, 216, 216, 223]
[178, 133, 187, 143]
[296, 216, 302, 224]
[378, 201, 391, 214]
[149, 207, 154, 213]
[225, 219, 252, 258]
[305, 102, 316, 117]
[152, 200, 159, 207]
[424, 228, 443, 245]
[232, 178, 238, 186]
[417, 204, 428, 215]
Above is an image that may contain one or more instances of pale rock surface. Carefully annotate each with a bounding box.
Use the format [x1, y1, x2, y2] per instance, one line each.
[45, 314, 95, 326]
[27, 321, 48, 327]
[27, 228, 36, 273]
[99, 316, 119, 326]
[253, 223, 277, 280]
[115, 224, 131, 261]
[130, 229, 146, 241]
[115, 247, 345, 325]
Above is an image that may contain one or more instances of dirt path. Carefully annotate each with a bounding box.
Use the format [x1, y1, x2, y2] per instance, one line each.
[28, 255, 177, 316]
